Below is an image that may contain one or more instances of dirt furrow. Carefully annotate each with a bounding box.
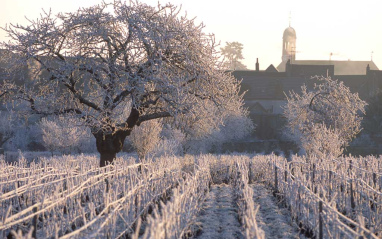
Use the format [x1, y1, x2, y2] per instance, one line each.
[193, 184, 244, 239]
[252, 182, 304, 239]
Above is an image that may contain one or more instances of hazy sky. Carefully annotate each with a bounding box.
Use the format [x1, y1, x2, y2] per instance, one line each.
[1, 0, 381, 70]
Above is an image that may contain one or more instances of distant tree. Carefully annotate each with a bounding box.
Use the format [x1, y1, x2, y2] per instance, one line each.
[155, 125, 184, 156]
[129, 119, 162, 160]
[1, 1, 246, 166]
[40, 116, 92, 154]
[220, 42, 247, 70]
[183, 98, 254, 153]
[283, 77, 366, 159]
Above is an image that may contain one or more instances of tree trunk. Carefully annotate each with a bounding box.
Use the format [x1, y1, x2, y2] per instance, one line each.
[100, 152, 117, 167]
[95, 108, 140, 167]
[95, 131, 128, 167]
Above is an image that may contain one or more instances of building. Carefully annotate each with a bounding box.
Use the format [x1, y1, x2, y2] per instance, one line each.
[232, 26, 382, 141]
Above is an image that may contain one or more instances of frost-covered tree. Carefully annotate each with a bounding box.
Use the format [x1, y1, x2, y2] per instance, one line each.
[220, 41, 247, 70]
[283, 76, 366, 158]
[183, 98, 254, 153]
[154, 126, 185, 156]
[39, 116, 93, 154]
[1, 1, 246, 166]
[129, 119, 162, 160]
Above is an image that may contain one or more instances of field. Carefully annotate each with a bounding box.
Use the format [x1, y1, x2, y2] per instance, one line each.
[0, 153, 381, 238]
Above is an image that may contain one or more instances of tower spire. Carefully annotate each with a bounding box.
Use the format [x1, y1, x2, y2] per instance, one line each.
[282, 17, 296, 65]
[289, 11, 291, 27]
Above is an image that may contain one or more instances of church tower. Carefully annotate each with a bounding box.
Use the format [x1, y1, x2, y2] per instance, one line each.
[282, 25, 296, 63]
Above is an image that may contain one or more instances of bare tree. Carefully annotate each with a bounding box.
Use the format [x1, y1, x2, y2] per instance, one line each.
[1, 1, 245, 166]
[283, 76, 367, 158]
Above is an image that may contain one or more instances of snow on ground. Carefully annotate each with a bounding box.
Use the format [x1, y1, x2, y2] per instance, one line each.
[194, 184, 244, 239]
[251, 182, 305, 239]
[192, 182, 305, 239]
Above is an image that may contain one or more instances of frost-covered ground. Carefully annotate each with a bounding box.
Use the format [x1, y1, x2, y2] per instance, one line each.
[2, 154, 380, 238]
[251, 183, 305, 239]
[193, 183, 305, 239]
[194, 184, 244, 239]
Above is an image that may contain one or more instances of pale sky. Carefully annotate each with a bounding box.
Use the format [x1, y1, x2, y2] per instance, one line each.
[1, 0, 382, 70]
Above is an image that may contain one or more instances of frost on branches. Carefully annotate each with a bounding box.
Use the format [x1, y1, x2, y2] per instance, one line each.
[0, 1, 249, 166]
[183, 97, 254, 153]
[283, 76, 367, 159]
[129, 119, 162, 160]
[39, 116, 94, 154]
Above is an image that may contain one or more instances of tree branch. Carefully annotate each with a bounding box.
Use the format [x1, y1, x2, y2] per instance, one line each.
[137, 112, 171, 125]
[0, 91, 8, 98]
[112, 89, 132, 108]
[63, 82, 101, 112]
[0, 133, 14, 147]
[309, 92, 329, 112]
